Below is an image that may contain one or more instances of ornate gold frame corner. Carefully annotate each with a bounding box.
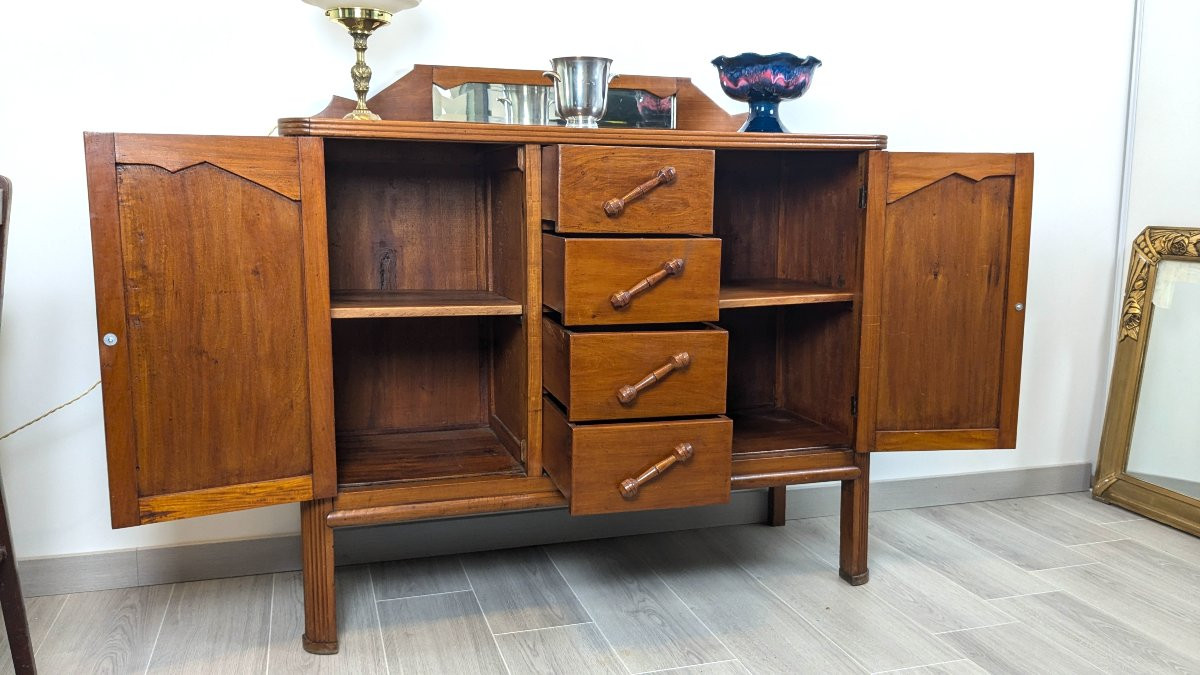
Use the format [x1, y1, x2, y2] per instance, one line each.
[1093, 226, 1200, 536]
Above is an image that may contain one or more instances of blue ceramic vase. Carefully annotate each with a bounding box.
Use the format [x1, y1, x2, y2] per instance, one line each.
[711, 53, 822, 133]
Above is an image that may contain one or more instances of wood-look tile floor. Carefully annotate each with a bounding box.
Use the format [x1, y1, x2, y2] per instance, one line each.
[7, 492, 1200, 674]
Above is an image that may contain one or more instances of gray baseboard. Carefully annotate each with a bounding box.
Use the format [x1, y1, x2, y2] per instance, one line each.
[18, 462, 1092, 596]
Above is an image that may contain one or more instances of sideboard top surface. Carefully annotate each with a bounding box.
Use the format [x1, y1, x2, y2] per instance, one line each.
[277, 118, 888, 151]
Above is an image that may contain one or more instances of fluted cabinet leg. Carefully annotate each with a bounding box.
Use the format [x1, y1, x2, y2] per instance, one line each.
[301, 498, 339, 654]
[766, 486, 786, 526]
[839, 454, 870, 585]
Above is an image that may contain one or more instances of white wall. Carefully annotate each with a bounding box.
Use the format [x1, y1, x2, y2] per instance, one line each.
[1124, 0, 1200, 240]
[0, 0, 1135, 557]
[1119, 0, 1200, 484]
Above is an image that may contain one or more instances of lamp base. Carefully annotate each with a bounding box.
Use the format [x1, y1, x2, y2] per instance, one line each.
[344, 109, 382, 121]
[325, 7, 392, 122]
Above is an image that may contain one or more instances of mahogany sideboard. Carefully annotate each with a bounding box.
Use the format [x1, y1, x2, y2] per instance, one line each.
[82, 72, 1031, 654]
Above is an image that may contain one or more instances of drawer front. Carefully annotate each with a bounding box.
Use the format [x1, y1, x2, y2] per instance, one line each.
[544, 145, 715, 234]
[543, 401, 732, 515]
[543, 319, 728, 421]
[543, 235, 720, 325]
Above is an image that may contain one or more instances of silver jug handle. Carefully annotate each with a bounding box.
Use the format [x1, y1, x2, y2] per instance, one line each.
[542, 71, 561, 81]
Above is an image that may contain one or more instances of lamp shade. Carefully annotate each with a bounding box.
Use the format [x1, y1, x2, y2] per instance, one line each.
[302, 0, 420, 12]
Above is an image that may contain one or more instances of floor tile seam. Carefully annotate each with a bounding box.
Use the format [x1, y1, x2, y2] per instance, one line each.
[874, 517, 1031, 622]
[371, 557, 474, 602]
[540, 544, 637, 675]
[913, 505, 1093, 570]
[986, 585, 1200, 673]
[869, 658, 977, 674]
[1097, 513, 1149, 524]
[30, 589, 71, 663]
[491, 620, 594, 637]
[1034, 553, 1200, 591]
[1065, 538, 1132, 548]
[981, 588, 1062, 602]
[1002, 496, 1131, 543]
[367, 563, 397, 675]
[643, 548, 742, 667]
[143, 582, 175, 675]
[931, 620, 1020, 635]
[1028, 561, 1103, 572]
[1027, 487, 1137, 526]
[458, 556, 513, 675]
[1032, 558, 1200, 634]
[632, 658, 743, 674]
[1071, 535, 1200, 571]
[1038, 493, 1145, 526]
[713, 536, 872, 674]
[896, 509, 1069, 582]
[780, 520, 1022, 631]
[263, 574, 275, 675]
[374, 588, 475, 604]
[776, 524, 970, 665]
[31, 592, 68, 655]
[874, 536, 1025, 627]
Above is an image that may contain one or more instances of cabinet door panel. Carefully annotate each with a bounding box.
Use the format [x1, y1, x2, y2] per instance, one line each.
[859, 152, 1031, 451]
[85, 133, 335, 526]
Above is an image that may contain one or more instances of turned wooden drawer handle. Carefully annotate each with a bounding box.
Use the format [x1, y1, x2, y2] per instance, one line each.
[617, 352, 690, 404]
[620, 443, 694, 499]
[603, 166, 677, 217]
[610, 258, 685, 309]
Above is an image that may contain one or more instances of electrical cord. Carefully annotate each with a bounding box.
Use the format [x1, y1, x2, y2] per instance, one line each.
[0, 379, 102, 442]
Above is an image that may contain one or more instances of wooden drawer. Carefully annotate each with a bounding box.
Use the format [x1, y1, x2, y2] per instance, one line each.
[543, 234, 720, 325]
[543, 319, 728, 422]
[543, 400, 732, 515]
[542, 145, 714, 234]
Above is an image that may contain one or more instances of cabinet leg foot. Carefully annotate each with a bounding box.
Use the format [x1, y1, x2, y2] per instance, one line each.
[766, 486, 786, 526]
[301, 498, 338, 655]
[839, 568, 870, 586]
[838, 454, 869, 585]
[302, 634, 340, 655]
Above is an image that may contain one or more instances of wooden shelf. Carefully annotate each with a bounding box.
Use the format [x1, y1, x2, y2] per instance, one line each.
[330, 290, 522, 319]
[719, 279, 854, 310]
[730, 407, 850, 456]
[337, 426, 524, 488]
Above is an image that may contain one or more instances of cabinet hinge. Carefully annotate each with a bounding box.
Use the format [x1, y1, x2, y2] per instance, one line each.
[858, 185, 867, 209]
[850, 395, 858, 416]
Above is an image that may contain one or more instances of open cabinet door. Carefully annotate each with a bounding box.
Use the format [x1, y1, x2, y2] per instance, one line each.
[85, 134, 335, 527]
[857, 152, 1032, 451]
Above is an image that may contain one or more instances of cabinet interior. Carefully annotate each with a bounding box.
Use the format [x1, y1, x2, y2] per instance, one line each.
[714, 150, 862, 456]
[325, 139, 526, 316]
[721, 305, 857, 455]
[325, 140, 530, 488]
[715, 150, 862, 308]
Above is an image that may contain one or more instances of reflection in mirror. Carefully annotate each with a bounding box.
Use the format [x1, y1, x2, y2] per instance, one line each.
[433, 83, 675, 128]
[1126, 259, 1200, 499]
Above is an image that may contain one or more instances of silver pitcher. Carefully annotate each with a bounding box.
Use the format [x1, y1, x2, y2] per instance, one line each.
[543, 56, 615, 128]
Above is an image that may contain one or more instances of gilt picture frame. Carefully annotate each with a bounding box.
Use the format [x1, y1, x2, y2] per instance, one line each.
[1093, 226, 1200, 535]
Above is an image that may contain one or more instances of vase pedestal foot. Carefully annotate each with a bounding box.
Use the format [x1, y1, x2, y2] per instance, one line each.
[741, 100, 787, 133]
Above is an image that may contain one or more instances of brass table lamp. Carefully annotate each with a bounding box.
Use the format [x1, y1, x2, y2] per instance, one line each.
[303, 0, 421, 120]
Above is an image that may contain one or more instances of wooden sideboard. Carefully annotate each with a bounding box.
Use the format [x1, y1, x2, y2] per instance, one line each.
[82, 68, 1032, 654]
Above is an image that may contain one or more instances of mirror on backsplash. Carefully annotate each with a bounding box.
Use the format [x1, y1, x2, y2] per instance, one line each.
[1124, 258, 1200, 500]
[432, 83, 675, 128]
[1095, 228, 1200, 535]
